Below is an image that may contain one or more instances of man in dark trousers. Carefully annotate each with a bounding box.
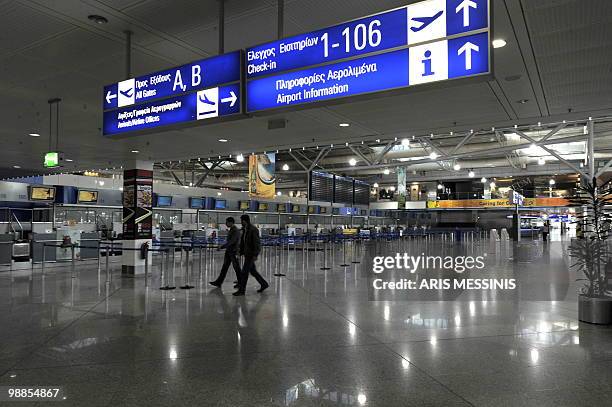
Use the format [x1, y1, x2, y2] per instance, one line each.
[234, 214, 269, 296]
[210, 217, 241, 288]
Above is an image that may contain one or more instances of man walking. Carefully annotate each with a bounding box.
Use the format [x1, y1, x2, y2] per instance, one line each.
[210, 217, 241, 288]
[234, 214, 269, 296]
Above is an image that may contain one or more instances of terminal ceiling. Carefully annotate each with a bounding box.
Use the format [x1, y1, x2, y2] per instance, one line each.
[0, 0, 611, 179]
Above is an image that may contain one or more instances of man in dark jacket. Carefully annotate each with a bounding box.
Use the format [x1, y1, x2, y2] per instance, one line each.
[210, 217, 241, 288]
[234, 214, 269, 296]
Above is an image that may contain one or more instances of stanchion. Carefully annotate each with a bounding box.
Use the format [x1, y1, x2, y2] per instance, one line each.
[144, 244, 149, 287]
[352, 237, 361, 264]
[320, 236, 331, 271]
[180, 248, 195, 289]
[198, 246, 203, 282]
[41, 244, 46, 276]
[97, 240, 101, 280]
[275, 237, 286, 277]
[160, 248, 176, 290]
[70, 244, 76, 279]
[340, 236, 350, 267]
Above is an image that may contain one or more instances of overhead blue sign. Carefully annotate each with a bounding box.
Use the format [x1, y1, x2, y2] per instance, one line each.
[246, 0, 488, 79]
[103, 51, 241, 110]
[103, 84, 240, 136]
[246, 0, 489, 113]
[247, 32, 488, 113]
[247, 50, 409, 112]
[246, 8, 408, 79]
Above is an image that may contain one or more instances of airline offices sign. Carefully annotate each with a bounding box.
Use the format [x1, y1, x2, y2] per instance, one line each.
[246, 0, 490, 112]
[103, 51, 242, 136]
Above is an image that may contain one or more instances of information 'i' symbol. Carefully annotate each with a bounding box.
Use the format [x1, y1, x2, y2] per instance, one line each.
[422, 50, 434, 76]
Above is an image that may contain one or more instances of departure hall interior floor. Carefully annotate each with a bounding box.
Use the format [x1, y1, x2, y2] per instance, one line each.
[1, 238, 611, 407]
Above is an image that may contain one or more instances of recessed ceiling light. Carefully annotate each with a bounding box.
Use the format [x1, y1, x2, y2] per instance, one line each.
[13, 165, 21, 169]
[65, 159, 73, 162]
[88, 15, 108, 24]
[468, 170, 475, 178]
[282, 163, 290, 171]
[349, 158, 357, 166]
[429, 152, 438, 160]
[453, 163, 461, 171]
[218, 139, 228, 143]
[339, 123, 350, 127]
[131, 150, 139, 153]
[28, 133, 41, 137]
[492, 39, 507, 48]
[517, 99, 529, 104]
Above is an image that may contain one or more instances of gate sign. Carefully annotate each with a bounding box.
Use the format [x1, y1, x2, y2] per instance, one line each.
[103, 51, 241, 111]
[246, 0, 489, 113]
[103, 84, 240, 136]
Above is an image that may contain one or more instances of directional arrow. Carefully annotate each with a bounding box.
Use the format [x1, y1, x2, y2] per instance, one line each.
[456, 0, 477, 27]
[105, 90, 117, 104]
[458, 41, 479, 70]
[221, 91, 238, 107]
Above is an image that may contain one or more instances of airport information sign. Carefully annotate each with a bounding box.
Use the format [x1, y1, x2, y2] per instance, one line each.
[246, 0, 490, 113]
[103, 51, 241, 136]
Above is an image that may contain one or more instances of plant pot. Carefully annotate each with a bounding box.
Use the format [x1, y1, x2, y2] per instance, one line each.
[578, 295, 612, 325]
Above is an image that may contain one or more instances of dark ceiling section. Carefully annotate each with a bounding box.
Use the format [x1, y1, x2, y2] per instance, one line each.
[522, 0, 612, 115]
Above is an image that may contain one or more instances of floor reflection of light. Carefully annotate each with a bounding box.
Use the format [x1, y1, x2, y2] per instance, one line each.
[169, 348, 178, 360]
[469, 302, 476, 316]
[401, 359, 410, 369]
[530, 349, 539, 363]
[430, 336, 437, 345]
[357, 393, 367, 405]
[573, 336, 580, 345]
[283, 313, 289, 328]
[454, 314, 461, 326]
[384, 305, 390, 321]
[349, 324, 356, 336]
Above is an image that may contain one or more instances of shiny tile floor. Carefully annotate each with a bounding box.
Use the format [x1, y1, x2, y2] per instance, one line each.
[1, 237, 611, 406]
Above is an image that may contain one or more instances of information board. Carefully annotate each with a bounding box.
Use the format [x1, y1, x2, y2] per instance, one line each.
[354, 180, 371, 206]
[103, 52, 242, 136]
[334, 175, 354, 205]
[309, 171, 334, 202]
[246, 0, 490, 113]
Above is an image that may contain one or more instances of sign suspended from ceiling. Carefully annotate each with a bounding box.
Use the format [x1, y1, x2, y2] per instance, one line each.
[246, 0, 490, 113]
[102, 51, 242, 136]
[249, 153, 276, 199]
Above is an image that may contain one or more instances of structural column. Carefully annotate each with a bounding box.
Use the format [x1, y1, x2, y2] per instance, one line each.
[122, 160, 153, 276]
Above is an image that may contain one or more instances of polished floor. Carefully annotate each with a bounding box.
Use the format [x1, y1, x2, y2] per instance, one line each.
[1, 236, 611, 406]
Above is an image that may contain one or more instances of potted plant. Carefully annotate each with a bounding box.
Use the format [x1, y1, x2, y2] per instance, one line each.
[569, 177, 612, 324]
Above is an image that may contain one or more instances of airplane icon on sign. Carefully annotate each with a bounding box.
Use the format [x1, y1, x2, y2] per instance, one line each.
[119, 88, 133, 98]
[410, 10, 444, 32]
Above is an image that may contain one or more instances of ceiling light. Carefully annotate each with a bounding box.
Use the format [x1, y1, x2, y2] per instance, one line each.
[236, 154, 244, 162]
[481, 177, 487, 183]
[349, 158, 357, 166]
[99, 181, 105, 186]
[437, 183, 444, 190]
[282, 163, 290, 171]
[468, 170, 475, 178]
[65, 158, 73, 162]
[492, 39, 507, 48]
[277, 191, 282, 196]
[13, 165, 21, 169]
[373, 183, 379, 188]
[453, 163, 461, 171]
[131, 150, 139, 153]
[429, 152, 438, 160]
[390, 186, 396, 192]
[517, 99, 529, 104]
[28, 133, 41, 137]
[88, 15, 108, 24]
[383, 169, 390, 175]
[490, 182, 496, 189]
[217, 192, 222, 196]
[538, 157, 546, 166]
[218, 138, 228, 143]
[401, 138, 411, 148]
[549, 179, 556, 186]
[339, 123, 350, 127]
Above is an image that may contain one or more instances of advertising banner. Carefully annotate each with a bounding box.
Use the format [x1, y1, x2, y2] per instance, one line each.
[249, 153, 276, 199]
[427, 197, 569, 209]
[397, 167, 407, 209]
[123, 169, 153, 239]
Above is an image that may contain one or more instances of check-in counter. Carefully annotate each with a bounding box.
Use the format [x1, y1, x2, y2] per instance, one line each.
[31, 233, 58, 263]
[0, 234, 13, 266]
